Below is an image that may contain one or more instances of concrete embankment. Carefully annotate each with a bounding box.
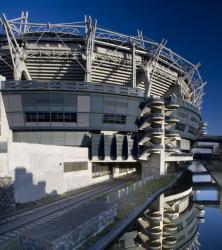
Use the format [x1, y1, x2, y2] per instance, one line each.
[19, 201, 117, 250]
[89, 171, 184, 250]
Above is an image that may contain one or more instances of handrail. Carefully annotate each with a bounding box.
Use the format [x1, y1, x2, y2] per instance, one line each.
[165, 115, 179, 120]
[165, 129, 180, 135]
[144, 128, 164, 133]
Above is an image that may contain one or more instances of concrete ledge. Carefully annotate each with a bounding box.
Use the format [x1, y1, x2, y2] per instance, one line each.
[19, 201, 117, 250]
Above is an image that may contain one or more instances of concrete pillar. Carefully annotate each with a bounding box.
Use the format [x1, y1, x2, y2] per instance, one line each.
[141, 151, 165, 179]
[113, 166, 119, 178]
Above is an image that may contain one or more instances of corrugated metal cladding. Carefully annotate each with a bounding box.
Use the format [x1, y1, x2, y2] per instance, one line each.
[2, 91, 141, 132]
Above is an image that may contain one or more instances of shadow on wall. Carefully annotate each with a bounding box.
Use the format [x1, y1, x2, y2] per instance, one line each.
[13, 168, 57, 204]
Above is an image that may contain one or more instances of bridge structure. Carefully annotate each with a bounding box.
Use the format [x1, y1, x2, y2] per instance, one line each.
[193, 135, 222, 160]
[192, 171, 222, 208]
[194, 135, 222, 143]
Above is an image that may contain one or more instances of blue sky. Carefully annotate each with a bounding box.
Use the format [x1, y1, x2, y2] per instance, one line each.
[0, 0, 221, 134]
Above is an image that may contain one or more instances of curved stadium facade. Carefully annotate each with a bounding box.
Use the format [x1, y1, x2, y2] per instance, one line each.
[0, 12, 207, 203]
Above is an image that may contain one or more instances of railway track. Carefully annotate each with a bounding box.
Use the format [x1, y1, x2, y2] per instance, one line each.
[0, 176, 135, 245]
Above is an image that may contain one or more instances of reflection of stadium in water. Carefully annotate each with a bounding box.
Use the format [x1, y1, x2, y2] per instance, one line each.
[108, 171, 204, 250]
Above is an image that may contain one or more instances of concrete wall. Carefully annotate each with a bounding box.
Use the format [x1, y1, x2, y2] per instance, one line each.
[0, 142, 90, 203]
[0, 86, 13, 143]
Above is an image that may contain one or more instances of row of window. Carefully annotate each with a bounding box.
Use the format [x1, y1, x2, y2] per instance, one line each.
[92, 165, 110, 178]
[25, 112, 77, 123]
[25, 112, 127, 125]
[103, 114, 126, 124]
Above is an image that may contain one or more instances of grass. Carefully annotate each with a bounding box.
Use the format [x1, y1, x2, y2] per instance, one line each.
[115, 175, 175, 220]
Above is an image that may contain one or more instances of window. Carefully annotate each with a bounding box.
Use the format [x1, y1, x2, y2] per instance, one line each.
[26, 112, 37, 122]
[175, 122, 185, 132]
[103, 114, 126, 124]
[92, 164, 110, 178]
[64, 162, 88, 172]
[25, 112, 77, 123]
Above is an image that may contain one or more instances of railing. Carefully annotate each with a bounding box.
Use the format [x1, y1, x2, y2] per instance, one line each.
[170, 152, 193, 157]
[142, 144, 163, 150]
[100, 176, 156, 203]
[199, 121, 207, 128]
[140, 114, 164, 129]
[144, 128, 164, 134]
[165, 115, 179, 122]
[199, 129, 207, 133]
[164, 187, 192, 202]
[165, 145, 180, 152]
[92, 170, 111, 178]
[165, 129, 180, 136]
[143, 113, 164, 120]
[140, 144, 163, 155]
[146, 97, 164, 105]
[176, 98, 200, 113]
[0, 80, 144, 97]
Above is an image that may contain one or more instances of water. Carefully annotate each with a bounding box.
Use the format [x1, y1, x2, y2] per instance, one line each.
[107, 162, 222, 250]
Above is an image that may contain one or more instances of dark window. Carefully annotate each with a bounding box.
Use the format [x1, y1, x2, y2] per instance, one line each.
[175, 122, 185, 132]
[43, 112, 50, 122]
[38, 112, 44, 122]
[64, 113, 71, 122]
[103, 114, 126, 124]
[25, 112, 77, 123]
[25, 112, 37, 122]
[51, 112, 58, 122]
[57, 112, 64, 122]
[70, 113, 77, 122]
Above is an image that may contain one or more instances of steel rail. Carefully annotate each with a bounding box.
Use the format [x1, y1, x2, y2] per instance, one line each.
[0, 177, 134, 245]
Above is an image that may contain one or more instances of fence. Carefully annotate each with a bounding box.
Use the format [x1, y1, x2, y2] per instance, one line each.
[99, 176, 155, 203]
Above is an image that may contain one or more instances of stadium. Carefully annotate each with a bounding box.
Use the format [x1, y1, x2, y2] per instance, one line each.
[0, 12, 207, 203]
